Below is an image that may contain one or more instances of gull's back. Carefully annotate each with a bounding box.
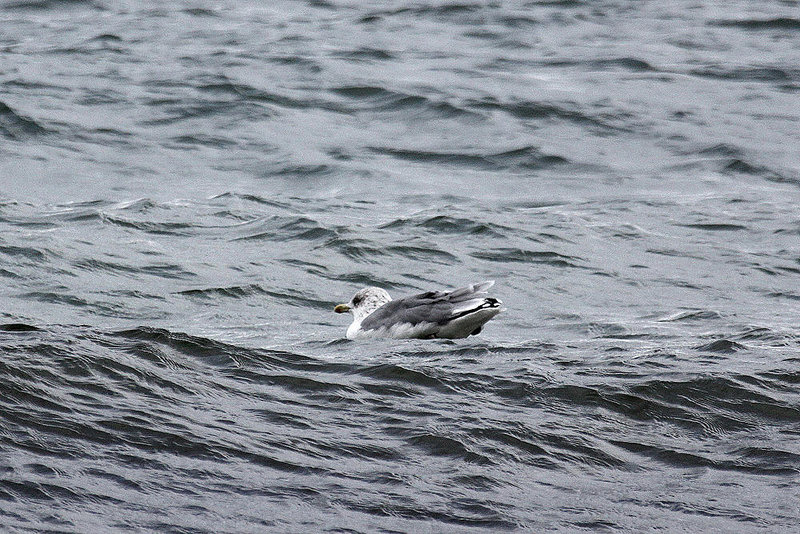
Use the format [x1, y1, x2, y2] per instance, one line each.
[358, 281, 501, 339]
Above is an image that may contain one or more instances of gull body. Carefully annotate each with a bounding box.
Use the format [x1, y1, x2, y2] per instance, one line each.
[334, 281, 502, 340]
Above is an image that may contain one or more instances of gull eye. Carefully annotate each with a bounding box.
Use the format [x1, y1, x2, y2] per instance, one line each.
[352, 295, 362, 306]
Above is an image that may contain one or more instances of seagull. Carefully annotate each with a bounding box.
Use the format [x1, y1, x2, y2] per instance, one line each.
[334, 281, 502, 339]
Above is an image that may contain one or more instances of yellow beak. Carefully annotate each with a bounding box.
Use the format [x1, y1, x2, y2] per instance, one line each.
[334, 304, 351, 313]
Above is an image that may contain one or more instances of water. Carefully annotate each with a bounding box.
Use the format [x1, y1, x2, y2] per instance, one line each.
[2, 0, 799, 531]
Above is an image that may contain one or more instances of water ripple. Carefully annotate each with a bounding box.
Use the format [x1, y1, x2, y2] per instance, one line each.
[2, 0, 799, 530]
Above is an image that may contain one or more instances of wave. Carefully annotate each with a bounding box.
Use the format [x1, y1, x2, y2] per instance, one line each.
[542, 57, 657, 72]
[711, 18, 800, 31]
[0, 101, 49, 139]
[0, 323, 41, 332]
[690, 65, 800, 83]
[2, 0, 799, 528]
[380, 214, 511, 238]
[232, 215, 338, 242]
[466, 96, 627, 132]
[331, 85, 479, 118]
[469, 248, 585, 268]
[3, 0, 101, 11]
[0, 323, 797, 533]
[176, 285, 330, 309]
[678, 143, 796, 184]
[368, 144, 568, 171]
[331, 48, 396, 61]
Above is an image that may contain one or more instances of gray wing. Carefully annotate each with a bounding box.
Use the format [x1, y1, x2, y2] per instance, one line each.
[359, 281, 495, 331]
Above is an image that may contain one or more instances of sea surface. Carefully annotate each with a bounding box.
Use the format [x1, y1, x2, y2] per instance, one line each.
[1, 1, 799, 532]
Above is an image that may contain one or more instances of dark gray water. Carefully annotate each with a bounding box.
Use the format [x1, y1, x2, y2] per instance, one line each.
[2, 0, 799, 531]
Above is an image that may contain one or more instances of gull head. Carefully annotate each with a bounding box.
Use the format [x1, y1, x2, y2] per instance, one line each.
[334, 287, 392, 322]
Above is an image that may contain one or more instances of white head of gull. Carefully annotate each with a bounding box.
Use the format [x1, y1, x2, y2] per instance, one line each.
[334, 281, 502, 340]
